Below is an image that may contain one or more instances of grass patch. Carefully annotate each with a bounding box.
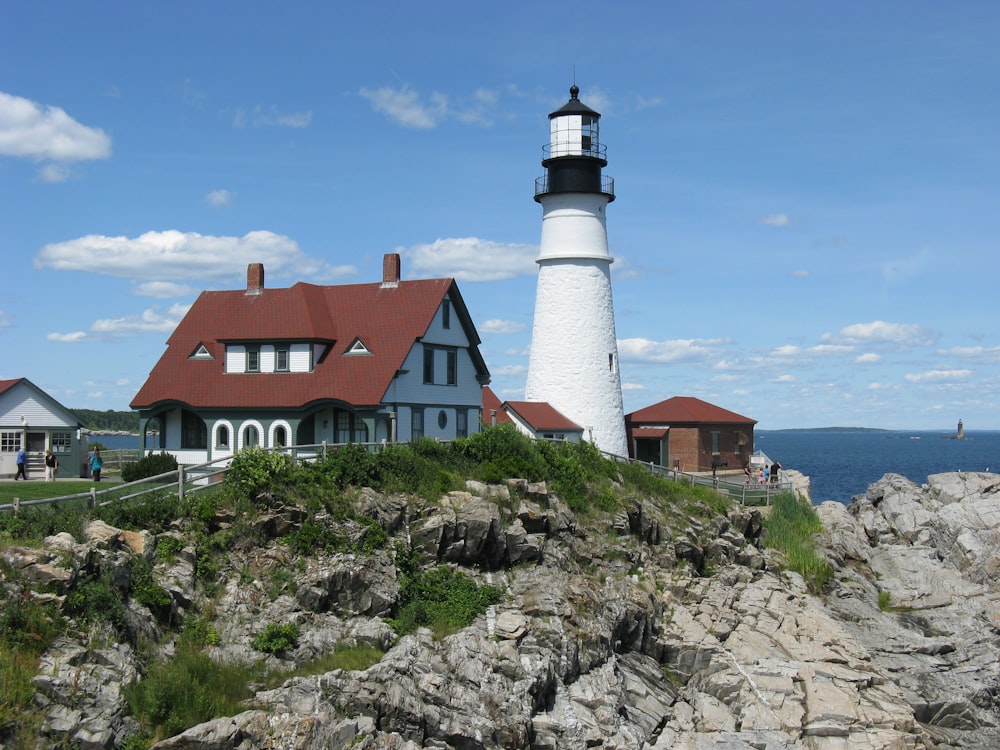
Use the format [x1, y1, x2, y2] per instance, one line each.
[763, 492, 832, 592]
[878, 590, 892, 611]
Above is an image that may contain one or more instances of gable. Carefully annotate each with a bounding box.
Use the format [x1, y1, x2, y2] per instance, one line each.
[0, 378, 83, 429]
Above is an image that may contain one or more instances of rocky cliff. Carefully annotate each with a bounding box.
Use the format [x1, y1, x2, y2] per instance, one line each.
[3, 470, 1000, 749]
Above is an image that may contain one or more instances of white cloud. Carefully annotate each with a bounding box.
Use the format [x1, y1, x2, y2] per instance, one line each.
[759, 213, 790, 227]
[206, 189, 235, 207]
[232, 105, 312, 129]
[480, 319, 526, 334]
[621, 382, 646, 391]
[402, 237, 537, 281]
[618, 337, 724, 364]
[856, 352, 881, 363]
[937, 346, 1000, 363]
[37, 163, 72, 183]
[790, 269, 810, 278]
[493, 364, 526, 376]
[133, 281, 196, 299]
[35, 229, 356, 284]
[46, 331, 87, 342]
[822, 320, 936, 348]
[904, 369, 972, 384]
[359, 86, 447, 129]
[50, 304, 191, 342]
[0, 91, 112, 162]
[773, 374, 796, 383]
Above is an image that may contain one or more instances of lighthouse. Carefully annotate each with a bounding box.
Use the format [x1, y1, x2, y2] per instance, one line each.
[524, 85, 628, 456]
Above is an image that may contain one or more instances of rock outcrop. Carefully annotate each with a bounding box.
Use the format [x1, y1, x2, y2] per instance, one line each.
[3, 471, 1000, 749]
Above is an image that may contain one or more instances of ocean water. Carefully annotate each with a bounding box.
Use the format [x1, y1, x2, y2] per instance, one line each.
[756, 429, 1000, 504]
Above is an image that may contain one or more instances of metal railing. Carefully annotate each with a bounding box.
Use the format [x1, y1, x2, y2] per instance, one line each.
[600, 451, 792, 505]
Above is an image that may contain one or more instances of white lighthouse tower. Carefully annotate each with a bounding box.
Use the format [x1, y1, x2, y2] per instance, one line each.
[525, 85, 628, 456]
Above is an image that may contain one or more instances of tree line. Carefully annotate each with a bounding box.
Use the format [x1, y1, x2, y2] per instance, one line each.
[71, 409, 141, 433]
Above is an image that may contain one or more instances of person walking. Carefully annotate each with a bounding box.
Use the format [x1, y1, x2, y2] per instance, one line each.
[44, 449, 59, 481]
[14, 447, 28, 480]
[90, 448, 103, 482]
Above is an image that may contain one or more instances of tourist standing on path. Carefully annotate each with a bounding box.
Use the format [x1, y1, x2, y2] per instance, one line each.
[14, 448, 27, 480]
[44, 449, 59, 481]
[90, 448, 103, 482]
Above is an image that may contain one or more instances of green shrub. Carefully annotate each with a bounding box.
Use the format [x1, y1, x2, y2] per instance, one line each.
[458, 424, 548, 482]
[226, 448, 294, 500]
[392, 555, 503, 638]
[319, 442, 377, 489]
[252, 622, 300, 654]
[121, 452, 179, 484]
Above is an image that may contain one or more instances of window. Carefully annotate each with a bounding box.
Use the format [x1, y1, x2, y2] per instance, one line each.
[276, 347, 289, 372]
[246, 347, 260, 373]
[217, 425, 229, 447]
[51, 432, 72, 453]
[609, 353, 616, 373]
[243, 425, 259, 448]
[424, 345, 458, 385]
[438, 410, 447, 430]
[456, 410, 468, 438]
[711, 430, 720, 456]
[423, 347, 434, 384]
[336, 411, 351, 443]
[182, 410, 208, 449]
[442, 300, 451, 329]
[274, 426, 287, 447]
[1, 432, 21, 452]
[353, 419, 368, 444]
[412, 409, 423, 440]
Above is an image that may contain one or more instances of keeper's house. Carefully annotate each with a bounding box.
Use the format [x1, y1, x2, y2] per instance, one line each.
[131, 254, 490, 465]
[625, 396, 756, 473]
[1, 378, 87, 478]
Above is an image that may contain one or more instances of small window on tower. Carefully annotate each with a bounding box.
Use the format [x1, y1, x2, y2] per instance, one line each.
[608, 353, 616, 373]
[442, 300, 451, 329]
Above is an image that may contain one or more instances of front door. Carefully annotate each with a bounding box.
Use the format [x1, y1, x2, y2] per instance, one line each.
[635, 438, 662, 466]
[26, 431, 46, 452]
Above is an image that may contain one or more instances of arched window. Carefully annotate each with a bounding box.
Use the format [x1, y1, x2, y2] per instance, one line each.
[274, 426, 287, 447]
[217, 425, 229, 447]
[243, 425, 259, 448]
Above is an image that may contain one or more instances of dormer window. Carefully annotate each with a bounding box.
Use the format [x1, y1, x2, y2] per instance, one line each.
[246, 347, 260, 373]
[190, 343, 213, 359]
[276, 346, 289, 372]
[345, 338, 371, 356]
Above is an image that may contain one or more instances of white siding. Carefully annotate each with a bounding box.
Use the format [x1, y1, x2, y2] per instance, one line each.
[291, 344, 311, 372]
[260, 345, 275, 373]
[226, 345, 246, 373]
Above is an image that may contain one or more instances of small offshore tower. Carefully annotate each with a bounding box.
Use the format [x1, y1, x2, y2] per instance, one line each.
[524, 85, 627, 456]
[957, 419, 965, 440]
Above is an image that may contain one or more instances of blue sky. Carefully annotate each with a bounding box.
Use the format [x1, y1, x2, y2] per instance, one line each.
[2, 1, 999, 430]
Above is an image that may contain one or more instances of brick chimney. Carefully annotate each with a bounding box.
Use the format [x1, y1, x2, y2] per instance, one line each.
[246, 263, 264, 295]
[381, 253, 400, 288]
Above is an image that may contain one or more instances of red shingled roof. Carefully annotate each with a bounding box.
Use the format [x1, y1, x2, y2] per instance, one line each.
[481, 386, 513, 425]
[132, 277, 478, 410]
[480, 386, 581, 432]
[504, 401, 582, 432]
[627, 396, 755, 425]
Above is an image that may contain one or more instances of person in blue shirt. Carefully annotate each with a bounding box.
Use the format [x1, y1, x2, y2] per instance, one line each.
[15, 448, 27, 480]
[89, 448, 103, 482]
